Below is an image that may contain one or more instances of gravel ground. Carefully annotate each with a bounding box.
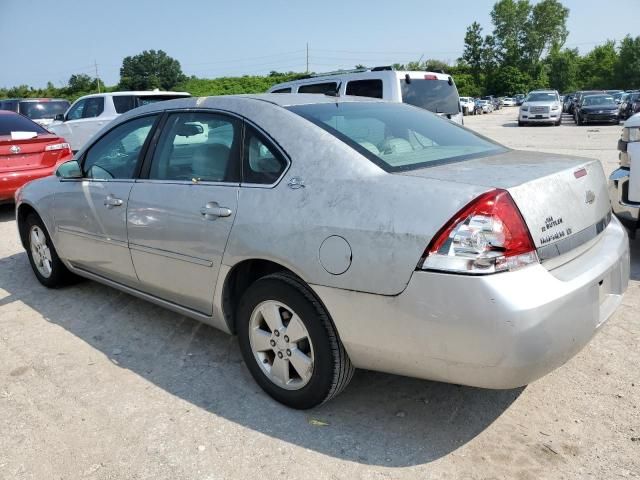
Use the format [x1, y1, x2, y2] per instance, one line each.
[0, 107, 638, 480]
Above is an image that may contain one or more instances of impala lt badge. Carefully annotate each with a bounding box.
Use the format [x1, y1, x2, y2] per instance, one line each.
[10, 145, 21, 154]
[585, 190, 596, 204]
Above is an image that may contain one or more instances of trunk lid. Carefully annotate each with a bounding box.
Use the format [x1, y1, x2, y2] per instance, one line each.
[398, 150, 610, 254]
[0, 134, 65, 172]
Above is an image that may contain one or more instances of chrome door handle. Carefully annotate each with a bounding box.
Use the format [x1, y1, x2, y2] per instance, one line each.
[200, 202, 232, 219]
[104, 195, 123, 208]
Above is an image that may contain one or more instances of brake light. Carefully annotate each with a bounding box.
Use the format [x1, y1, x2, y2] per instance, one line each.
[424, 74, 438, 80]
[418, 189, 538, 274]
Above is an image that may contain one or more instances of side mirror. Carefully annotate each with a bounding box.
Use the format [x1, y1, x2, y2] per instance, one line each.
[56, 160, 82, 179]
[54, 113, 65, 122]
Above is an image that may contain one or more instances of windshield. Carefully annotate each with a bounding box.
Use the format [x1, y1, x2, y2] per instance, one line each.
[583, 95, 615, 106]
[287, 102, 506, 172]
[18, 100, 70, 120]
[0, 113, 48, 136]
[400, 79, 460, 116]
[526, 92, 557, 102]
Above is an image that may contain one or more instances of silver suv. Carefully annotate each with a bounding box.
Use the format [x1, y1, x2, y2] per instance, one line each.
[518, 90, 562, 126]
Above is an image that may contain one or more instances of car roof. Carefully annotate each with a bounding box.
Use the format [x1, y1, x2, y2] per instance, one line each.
[227, 93, 384, 107]
[269, 70, 451, 89]
[75, 91, 191, 100]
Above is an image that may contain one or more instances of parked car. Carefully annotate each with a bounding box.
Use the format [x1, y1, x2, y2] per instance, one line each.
[0, 111, 73, 203]
[475, 99, 492, 113]
[482, 95, 501, 110]
[514, 93, 525, 105]
[609, 112, 640, 235]
[571, 90, 605, 117]
[15, 94, 629, 409]
[502, 97, 515, 107]
[562, 93, 575, 113]
[619, 92, 640, 120]
[0, 98, 71, 127]
[518, 90, 562, 126]
[459, 96, 476, 115]
[575, 94, 620, 125]
[48, 90, 191, 152]
[268, 67, 464, 124]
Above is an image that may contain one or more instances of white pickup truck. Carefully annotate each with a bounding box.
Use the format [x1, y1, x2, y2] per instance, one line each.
[610, 112, 640, 236]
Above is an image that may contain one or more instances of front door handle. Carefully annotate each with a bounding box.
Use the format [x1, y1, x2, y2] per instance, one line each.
[200, 202, 232, 219]
[104, 195, 123, 208]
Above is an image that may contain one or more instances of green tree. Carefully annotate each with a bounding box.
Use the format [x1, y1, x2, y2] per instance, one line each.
[579, 41, 618, 89]
[119, 50, 186, 90]
[67, 74, 95, 93]
[487, 65, 532, 95]
[615, 35, 640, 89]
[525, 0, 569, 64]
[461, 22, 484, 82]
[490, 0, 532, 67]
[546, 46, 580, 93]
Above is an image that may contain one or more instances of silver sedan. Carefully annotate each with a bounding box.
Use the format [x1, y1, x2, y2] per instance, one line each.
[15, 94, 630, 409]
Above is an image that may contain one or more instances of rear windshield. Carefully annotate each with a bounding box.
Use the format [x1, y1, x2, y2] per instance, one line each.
[113, 95, 189, 113]
[19, 100, 70, 119]
[287, 102, 505, 172]
[0, 114, 48, 136]
[401, 79, 460, 116]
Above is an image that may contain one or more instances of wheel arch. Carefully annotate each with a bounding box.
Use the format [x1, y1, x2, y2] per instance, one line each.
[16, 202, 42, 250]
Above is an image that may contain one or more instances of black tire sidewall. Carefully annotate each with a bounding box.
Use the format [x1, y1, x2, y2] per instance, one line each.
[237, 276, 337, 409]
[24, 214, 68, 288]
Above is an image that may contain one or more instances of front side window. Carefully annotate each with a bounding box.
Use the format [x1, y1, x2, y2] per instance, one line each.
[287, 102, 505, 172]
[297, 82, 337, 94]
[83, 115, 157, 180]
[243, 127, 287, 184]
[149, 112, 241, 183]
[401, 79, 460, 115]
[66, 99, 86, 121]
[345, 79, 383, 99]
[82, 97, 104, 118]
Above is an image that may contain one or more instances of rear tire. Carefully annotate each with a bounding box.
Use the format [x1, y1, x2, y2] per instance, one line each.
[24, 214, 76, 288]
[237, 272, 354, 409]
[518, 120, 525, 126]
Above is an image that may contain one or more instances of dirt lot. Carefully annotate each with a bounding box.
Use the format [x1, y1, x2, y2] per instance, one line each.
[0, 107, 638, 480]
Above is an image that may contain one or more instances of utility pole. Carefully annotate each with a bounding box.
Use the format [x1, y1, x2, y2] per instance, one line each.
[94, 60, 101, 93]
[306, 43, 309, 73]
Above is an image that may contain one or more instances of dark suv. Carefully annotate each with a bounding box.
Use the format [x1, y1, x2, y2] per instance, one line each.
[620, 92, 640, 120]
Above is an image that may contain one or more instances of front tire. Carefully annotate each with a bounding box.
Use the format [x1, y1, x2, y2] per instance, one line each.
[24, 214, 75, 288]
[237, 272, 354, 409]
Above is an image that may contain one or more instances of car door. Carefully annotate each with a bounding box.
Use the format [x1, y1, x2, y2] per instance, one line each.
[53, 114, 160, 286]
[126, 111, 241, 315]
[56, 97, 107, 151]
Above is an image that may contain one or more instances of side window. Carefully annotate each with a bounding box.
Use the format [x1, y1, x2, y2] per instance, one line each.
[272, 88, 291, 93]
[345, 79, 383, 99]
[83, 115, 157, 180]
[113, 95, 136, 114]
[243, 127, 287, 184]
[82, 97, 104, 118]
[297, 82, 337, 94]
[66, 99, 87, 120]
[149, 112, 240, 183]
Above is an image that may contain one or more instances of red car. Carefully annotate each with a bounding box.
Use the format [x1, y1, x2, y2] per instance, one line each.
[0, 111, 73, 203]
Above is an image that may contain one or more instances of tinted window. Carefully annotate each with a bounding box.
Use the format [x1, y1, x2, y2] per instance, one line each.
[83, 115, 157, 180]
[149, 112, 240, 183]
[113, 95, 136, 114]
[66, 99, 86, 120]
[287, 102, 505, 172]
[400, 79, 460, 115]
[243, 127, 287, 184]
[82, 97, 104, 118]
[272, 88, 291, 93]
[137, 95, 189, 106]
[0, 113, 48, 135]
[18, 100, 70, 120]
[298, 82, 337, 94]
[345, 79, 383, 99]
[526, 92, 558, 102]
[0, 100, 19, 112]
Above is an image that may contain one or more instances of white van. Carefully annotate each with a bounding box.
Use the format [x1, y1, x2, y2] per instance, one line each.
[268, 67, 463, 124]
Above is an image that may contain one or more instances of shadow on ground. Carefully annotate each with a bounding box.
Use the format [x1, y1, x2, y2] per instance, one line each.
[0, 204, 14, 223]
[0, 248, 524, 467]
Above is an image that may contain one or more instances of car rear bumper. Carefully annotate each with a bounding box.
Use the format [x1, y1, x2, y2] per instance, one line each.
[312, 217, 630, 389]
[0, 165, 58, 202]
[609, 167, 640, 231]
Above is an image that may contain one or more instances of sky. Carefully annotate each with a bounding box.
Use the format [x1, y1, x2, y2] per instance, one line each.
[0, 0, 637, 88]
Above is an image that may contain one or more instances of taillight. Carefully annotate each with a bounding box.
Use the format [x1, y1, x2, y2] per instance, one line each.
[418, 189, 538, 274]
[424, 74, 438, 80]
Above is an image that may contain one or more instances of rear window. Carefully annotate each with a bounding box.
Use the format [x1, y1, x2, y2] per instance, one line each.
[287, 102, 505, 172]
[113, 95, 189, 113]
[0, 100, 19, 111]
[345, 80, 383, 99]
[400, 79, 460, 116]
[18, 100, 70, 120]
[0, 113, 48, 136]
[298, 82, 337, 94]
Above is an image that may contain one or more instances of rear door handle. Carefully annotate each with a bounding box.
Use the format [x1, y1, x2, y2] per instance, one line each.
[104, 195, 123, 208]
[200, 202, 232, 219]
